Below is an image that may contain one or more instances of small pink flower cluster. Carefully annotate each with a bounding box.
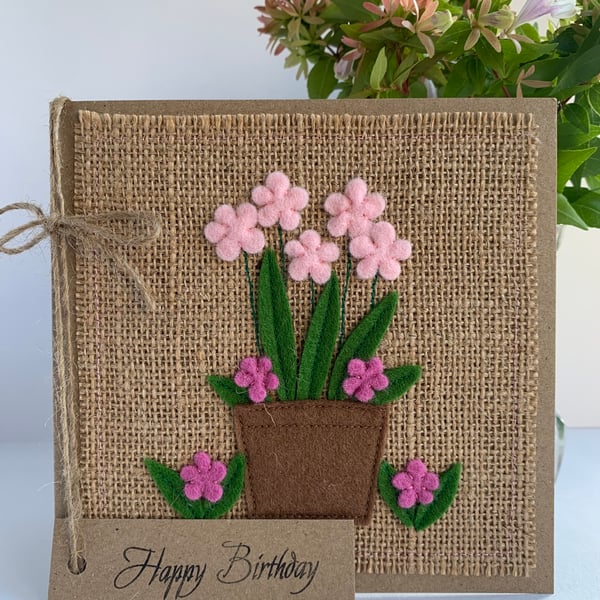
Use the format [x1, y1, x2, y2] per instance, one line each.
[204, 172, 412, 284]
[325, 177, 412, 281]
[392, 459, 440, 508]
[342, 357, 389, 402]
[234, 356, 279, 403]
[204, 171, 308, 261]
[180, 451, 227, 502]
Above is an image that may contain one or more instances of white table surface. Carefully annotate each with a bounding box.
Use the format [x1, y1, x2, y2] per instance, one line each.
[0, 428, 598, 599]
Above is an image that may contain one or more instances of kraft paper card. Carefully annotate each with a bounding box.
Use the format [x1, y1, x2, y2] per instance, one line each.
[44, 98, 555, 595]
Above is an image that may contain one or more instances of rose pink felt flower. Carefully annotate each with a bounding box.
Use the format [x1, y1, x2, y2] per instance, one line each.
[234, 356, 279, 403]
[284, 230, 340, 285]
[342, 357, 389, 402]
[251, 171, 309, 231]
[180, 451, 227, 503]
[392, 459, 440, 509]
[324, 178, 386, 238]
[349, 221, 412, 280]
[204, 203, 265, 261]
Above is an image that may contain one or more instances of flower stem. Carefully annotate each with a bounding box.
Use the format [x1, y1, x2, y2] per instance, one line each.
[243, 251, 261, 354]
[370, 273, 378, 310]
[310, 280, 316, 314]
[278, 225, 286, 287]
[337, 246, 352, 352]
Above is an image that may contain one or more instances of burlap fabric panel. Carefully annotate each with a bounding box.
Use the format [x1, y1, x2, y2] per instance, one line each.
[73, 110, 538, 576]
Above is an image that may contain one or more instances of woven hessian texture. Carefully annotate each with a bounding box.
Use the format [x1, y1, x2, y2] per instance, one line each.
[73, 110, 538, 576]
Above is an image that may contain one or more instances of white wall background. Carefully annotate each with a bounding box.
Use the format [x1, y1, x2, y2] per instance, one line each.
[0, 1, 598, 442]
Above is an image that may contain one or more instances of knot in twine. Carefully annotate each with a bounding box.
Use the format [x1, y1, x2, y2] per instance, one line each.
[0, 201, 161, 310]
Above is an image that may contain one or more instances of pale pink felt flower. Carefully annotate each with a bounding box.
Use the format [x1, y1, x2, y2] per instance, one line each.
[204, 203, 265, 261]
[284, 230, 340, 285]
[234, 356, 279, 403]
[349, 221, 412, 280]
[251, 171, 309, 230]
[392, 459, 440, 509]
[324, 178, 386, 238]
[180, 452, 227, 503]
[342, 357, 389, 402]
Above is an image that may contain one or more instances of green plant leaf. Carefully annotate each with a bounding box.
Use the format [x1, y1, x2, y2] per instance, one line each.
[556, 47, 600, 91]
[501, 41, 556, 71]
[378, 461, 414, 527]
[475, 39, 504, 74]
[557, 193, 588, 229]
[297, 274, 340, 400]
[413, 463, 462, 531]
[562, 103, 590, 132]
[258, 248, 297, 400]
[571, 190, 600, 228]
[328, 292, 398, 399]
[202, 453, 246, 519]
[558, 122, 600, 149]
[307, 57, 337, 99]
[207, 375, 251, 407]
[557, 148, 597, 190]
[330, 0, 372, 21]
[371, 365, 422, 405]
[433, 20, 470, 55]
[582, 138, 600, 188]
[587, 86, 600, 118]
[360, 27, 404, 48]
[370, 47, 388, 90]
[515, 23, 540, 43]
[143, 458, 199, 519]
[442, 57, 475, 97]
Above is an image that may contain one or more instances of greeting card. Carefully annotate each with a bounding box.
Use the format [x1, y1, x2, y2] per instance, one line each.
[30, 98, 556, 595]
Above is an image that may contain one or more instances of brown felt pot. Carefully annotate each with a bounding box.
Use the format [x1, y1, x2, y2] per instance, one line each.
[233, 400, 388, 526]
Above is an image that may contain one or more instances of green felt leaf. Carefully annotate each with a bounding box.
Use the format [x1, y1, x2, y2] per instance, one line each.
[328, 292, 398, 400]
[202, 453, 246, 519]
[378, 461, 414, 528]
[297, 274, 340, 400]
[143, 458, 199, 519]
[258, 248, 297, 400]
[413, 463, 462, 531]
[557, 148, 597, 191]
[144, 454, 246, 520]
[370, 365, 422, 405]
[370, 47, 387, 90]
[207, 375, 251, 407]
[378, 461, 462, 530]
[307, 57, 337, 99]
[557, 193, 589, 229]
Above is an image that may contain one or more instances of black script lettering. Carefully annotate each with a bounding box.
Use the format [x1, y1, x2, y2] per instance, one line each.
[113, 546, 205, 600]
[216, 541, 252, 584]
[290, 560, 320, 595]
[215, 542, 320, 595]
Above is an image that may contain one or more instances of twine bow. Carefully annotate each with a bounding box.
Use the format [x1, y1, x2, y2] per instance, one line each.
[0, 201, 162, 310]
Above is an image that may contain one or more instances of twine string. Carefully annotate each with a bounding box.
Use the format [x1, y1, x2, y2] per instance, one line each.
[0, 202, 161, 311]
[0, 97, 161, 575]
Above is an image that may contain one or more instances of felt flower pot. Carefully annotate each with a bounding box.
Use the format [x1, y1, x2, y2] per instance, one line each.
[233, 400, 388, 525]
